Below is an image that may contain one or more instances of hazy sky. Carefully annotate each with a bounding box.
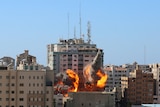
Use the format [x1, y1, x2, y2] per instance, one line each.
[0, 0, 160, 66]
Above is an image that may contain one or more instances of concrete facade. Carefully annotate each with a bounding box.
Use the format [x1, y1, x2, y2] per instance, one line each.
[0, 70, 54, 107]
[66, 92, 115, 107]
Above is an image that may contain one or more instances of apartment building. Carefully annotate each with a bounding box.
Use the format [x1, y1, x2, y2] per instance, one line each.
[104, 65, 129, 101]
[0, 70, 54, 107]
[104, 65, 129, 91]
[149, 63, 160, 103]
[47, 38, 103, 74]
[121, 69, 154, 105]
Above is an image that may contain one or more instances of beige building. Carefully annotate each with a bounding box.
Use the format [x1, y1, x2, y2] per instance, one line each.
[0, 70, 54, 107]
[121, 69, 154, 105]
[16, 50, 36, 68]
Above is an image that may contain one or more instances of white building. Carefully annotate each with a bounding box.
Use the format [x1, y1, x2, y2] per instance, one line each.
[0, 70, 54, 107]
[47, 38, 103, 74]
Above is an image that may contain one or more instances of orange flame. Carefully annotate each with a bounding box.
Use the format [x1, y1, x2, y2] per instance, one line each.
[96, 70, 107, 88]
[66, 69, 79, 92]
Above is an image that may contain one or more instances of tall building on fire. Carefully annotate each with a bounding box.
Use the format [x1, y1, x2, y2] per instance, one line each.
[47, 38, 104, 74]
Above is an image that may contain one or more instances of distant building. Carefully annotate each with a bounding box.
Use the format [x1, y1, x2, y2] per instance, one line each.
[121, 68, 154, 105]
[104, 65, 129, 91]
[66, 92, 115, 107]
[0, 56, 15, 70]
[0, 70, 54, 107]
[47, 38, 103, 74]
[16, 50, 36, 68]
[121, 62, 150, 72]
[104, 65, 129, 102]
[16, 50, 46, 71]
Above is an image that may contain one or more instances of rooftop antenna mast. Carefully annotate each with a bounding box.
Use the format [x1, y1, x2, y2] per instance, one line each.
[74, 26, 76, 39]
[79, 2, 82, 39]
[144, 45, 146, 64]
[87, 21, 91, 44]
[68, 13, 70, 39]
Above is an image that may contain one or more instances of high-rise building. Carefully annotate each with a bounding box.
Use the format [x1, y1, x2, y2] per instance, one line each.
[121, 68, 154, 105]
[47, 38, 103, 74]
[0, 69, 54, 107]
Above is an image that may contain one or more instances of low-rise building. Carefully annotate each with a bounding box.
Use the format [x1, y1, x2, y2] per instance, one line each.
[66, 92, 115, 107]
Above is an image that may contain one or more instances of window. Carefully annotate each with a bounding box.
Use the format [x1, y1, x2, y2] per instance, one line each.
[19, 83, 24, 87]
[0, 91, 2, 94]
[11, 98, 14, 101]
[0, 76, 2, 79]
[19, 91, 24, 94]
[6, 76, 9, 79]
[19, 98, 24, 101]
[46, 91, 49, 94]
[11, 83, 15, 86]
[6, 91, 9, 94]
[0, 83, 2, 86]
[6, 83, 9, 86]
[11, 91, 15, 94]
[30, 66, 33, 70]
[6, 98, 9, 101]
[11, 76, 15, 79]
[35, 66, 38, 70]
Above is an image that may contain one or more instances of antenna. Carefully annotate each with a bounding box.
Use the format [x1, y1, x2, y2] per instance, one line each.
[79, 2, 82, 39]
[68, 13, 70, 39]
[74, 26, 76, 39]
[87, 21, 91, 44]
[144, 45, 146, 64]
